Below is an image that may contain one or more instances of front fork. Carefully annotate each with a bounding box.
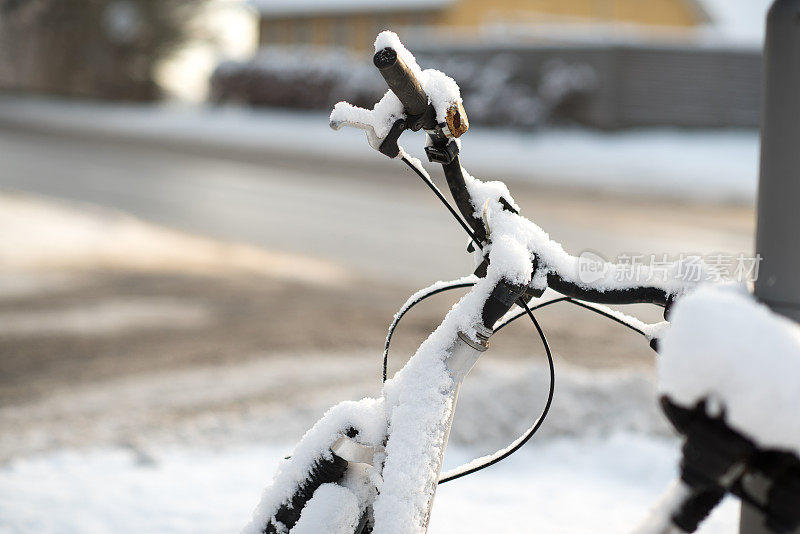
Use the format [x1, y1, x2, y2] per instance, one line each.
[356, 280, 525, 534]
[419, 280, 527, 531]
[420, 324, 492, 531]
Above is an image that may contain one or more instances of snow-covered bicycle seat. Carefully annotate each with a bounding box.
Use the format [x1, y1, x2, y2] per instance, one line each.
[659, 282, 800, 456]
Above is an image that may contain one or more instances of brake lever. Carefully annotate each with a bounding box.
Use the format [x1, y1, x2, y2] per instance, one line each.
[329, 110, 384, 153]
[377, 119, 407, 158]
[328, 102, 436, 159]
[381, 111, 461, 162]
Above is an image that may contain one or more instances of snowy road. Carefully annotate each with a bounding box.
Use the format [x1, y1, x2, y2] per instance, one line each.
[0, 127, 754, 285]
[0, 125, 756, 533]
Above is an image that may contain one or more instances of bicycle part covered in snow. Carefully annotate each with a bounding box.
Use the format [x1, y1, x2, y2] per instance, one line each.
[245, 32, 800, 534]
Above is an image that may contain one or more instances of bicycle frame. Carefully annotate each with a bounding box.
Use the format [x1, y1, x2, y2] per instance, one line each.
[409, 322, 490, 530]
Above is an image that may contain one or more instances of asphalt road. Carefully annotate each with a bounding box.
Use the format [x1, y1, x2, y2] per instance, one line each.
[0, 127, 755, 285]
[0, 126, 759, 459]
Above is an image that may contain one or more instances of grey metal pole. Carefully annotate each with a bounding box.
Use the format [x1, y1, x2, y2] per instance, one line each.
[742, 0, 800, 532]
[754, 0, 800, 321]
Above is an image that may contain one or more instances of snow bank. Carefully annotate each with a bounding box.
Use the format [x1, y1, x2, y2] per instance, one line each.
[0, 96, 759, 203]
[459, 127, 758, 203]
[659, 283, 800, 454]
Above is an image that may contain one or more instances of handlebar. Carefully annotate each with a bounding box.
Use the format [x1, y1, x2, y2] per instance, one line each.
[546, 275, 671, 307]
[373, 47, 429, 118]
[370, 41, 674, 315]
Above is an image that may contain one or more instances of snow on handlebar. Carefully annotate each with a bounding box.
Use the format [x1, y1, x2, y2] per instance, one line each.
[329, 31, 467, 159]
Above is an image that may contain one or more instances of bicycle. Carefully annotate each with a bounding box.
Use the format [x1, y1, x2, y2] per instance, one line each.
[243, 32, 800, 534]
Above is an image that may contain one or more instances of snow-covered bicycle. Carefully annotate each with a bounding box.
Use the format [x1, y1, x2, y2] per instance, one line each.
[244, 32, 800, 534]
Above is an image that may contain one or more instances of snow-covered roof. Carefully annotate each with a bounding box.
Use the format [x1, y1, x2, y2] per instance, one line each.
[249, 0, 454, 17]
[695, 0, 772, 45]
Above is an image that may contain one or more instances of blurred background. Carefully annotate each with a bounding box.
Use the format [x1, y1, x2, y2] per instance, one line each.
[0, 1, 770, 533]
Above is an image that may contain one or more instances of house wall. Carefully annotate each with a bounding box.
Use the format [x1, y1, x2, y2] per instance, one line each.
[417, 42, 761, 129]
[256, 0, 704, 50]
[441, 0, 701, 28]
[258, 11, 443, 51]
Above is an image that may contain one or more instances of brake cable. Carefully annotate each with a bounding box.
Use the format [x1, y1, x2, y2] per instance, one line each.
[498, 299, 648, 337]
[382, 280, 654, 484]
[400, 154, 481, 252]
[439, 297, 554, 483]
[382, 279, 477, 382]
[383, 285, 651, 384]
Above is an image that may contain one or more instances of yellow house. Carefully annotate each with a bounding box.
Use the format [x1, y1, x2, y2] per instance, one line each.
[250, 0, 711, 51]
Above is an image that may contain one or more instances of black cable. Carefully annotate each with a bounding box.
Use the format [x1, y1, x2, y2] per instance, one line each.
[382, 280, 477, 382]
[382, 286, 657, 484]
[494, 297, 570, 333]
[381, 284, 556, 484]
[438, 297, 554, 484]
[567, 300, 648, 336]
[400, 156, 481, 250]
[436, 297, 654, 483]
[497, 298, 649, 338]
[384, 292, 650, 382]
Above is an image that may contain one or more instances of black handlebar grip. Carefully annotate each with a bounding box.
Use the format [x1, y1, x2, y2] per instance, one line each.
[265, 454, 348, 533]
[373, 47, 429, 117]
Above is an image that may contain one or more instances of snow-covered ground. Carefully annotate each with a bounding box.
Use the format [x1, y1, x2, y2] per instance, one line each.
[0, 178, 748, 532]
[0, 434, 738, 534]
[0, 96, 759, 203]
